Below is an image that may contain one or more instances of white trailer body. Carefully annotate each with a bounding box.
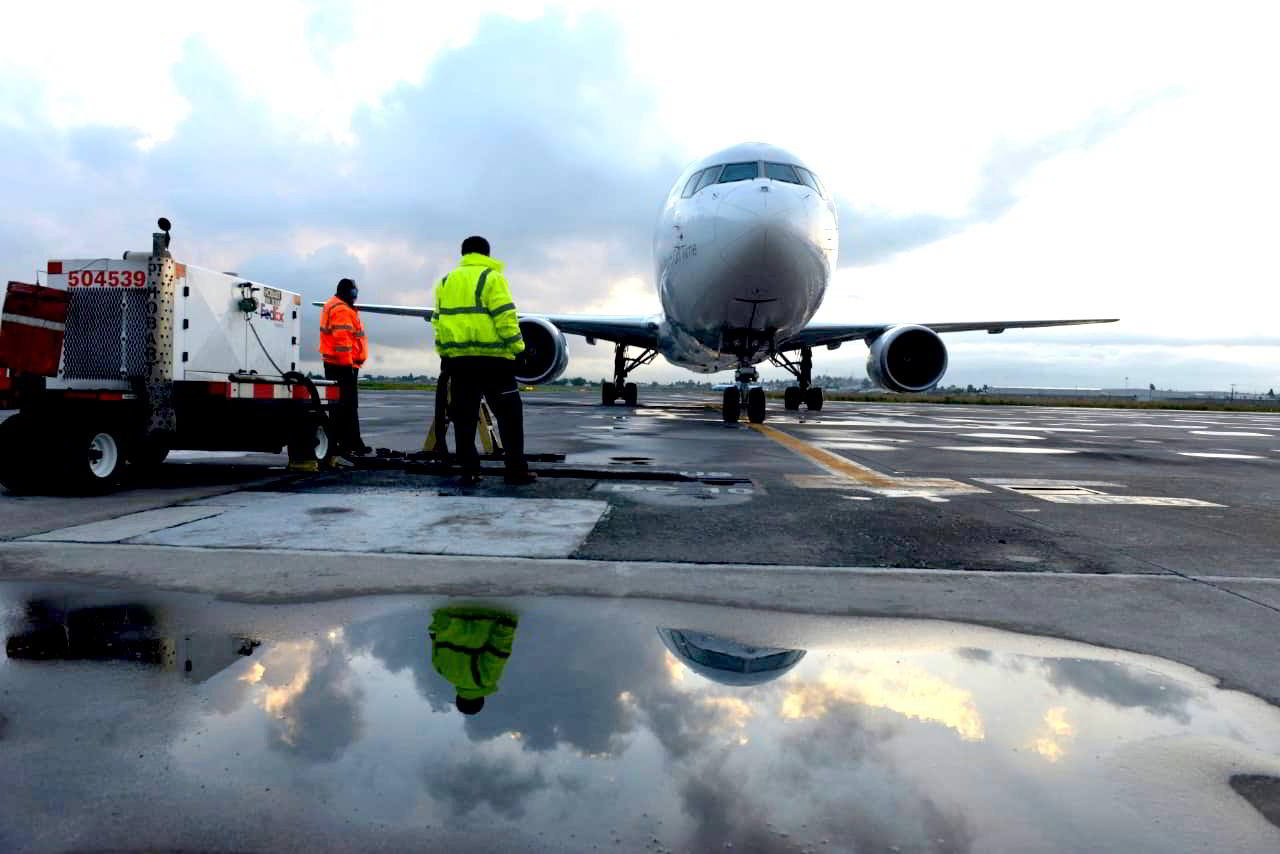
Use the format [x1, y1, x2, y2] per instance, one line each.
[44, 256, 303, 386]
[0, 222, 339, 494]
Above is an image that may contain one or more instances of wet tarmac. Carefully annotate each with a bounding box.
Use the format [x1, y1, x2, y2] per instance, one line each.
[3, 393, 1279, 850]
[2, 582, 1279, 852]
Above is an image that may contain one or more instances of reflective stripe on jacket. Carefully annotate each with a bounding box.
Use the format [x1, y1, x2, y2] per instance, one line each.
[319, 296, 367, 367]
[431, 254, 525, 360]
[429, 607, 518, 699]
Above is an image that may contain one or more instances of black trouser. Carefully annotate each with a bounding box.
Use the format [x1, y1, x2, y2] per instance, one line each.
[324, 362, 365, 454]
[432, 358, 453, 455]
[446, 356, 526, 476]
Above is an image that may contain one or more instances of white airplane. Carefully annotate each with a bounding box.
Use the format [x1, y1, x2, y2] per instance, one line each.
[343, 142, 1116, 423]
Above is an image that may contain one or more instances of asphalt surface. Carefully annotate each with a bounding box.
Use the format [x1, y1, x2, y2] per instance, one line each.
[2, 391, 1279, 851]
[351, 390, 1280, 574]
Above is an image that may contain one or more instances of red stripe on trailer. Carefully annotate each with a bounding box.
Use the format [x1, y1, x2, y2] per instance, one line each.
[325, 385, 341, 400]
[253, 383, 274, 399]
[207, 382, 231, 397]
[292, 384, 311, 400]
[47, 261, 63, 274]
[64, 391, 128, 401]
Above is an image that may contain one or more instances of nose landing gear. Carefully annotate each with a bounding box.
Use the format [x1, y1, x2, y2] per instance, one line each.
[723, 364, 767, 424]
[770, 346, 823, 413]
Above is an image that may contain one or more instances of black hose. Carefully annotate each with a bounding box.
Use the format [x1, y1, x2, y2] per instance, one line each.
[283, 370, 324, 416]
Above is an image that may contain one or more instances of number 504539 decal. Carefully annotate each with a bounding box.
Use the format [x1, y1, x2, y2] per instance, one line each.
[67, 269, 147, 287]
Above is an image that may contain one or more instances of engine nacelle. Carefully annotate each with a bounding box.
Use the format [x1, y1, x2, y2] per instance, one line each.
[513, 317, 569, 385]
[866, 324, 948, 392]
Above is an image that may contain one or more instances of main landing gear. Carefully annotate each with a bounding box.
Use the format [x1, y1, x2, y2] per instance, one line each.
[722, 364, 768, 424]
[601, 343, 657, 407]
[770, 346, 823, 413]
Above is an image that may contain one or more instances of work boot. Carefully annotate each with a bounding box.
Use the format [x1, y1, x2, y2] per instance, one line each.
[503, 470, 537, 486]
[329, 455, 356, 469]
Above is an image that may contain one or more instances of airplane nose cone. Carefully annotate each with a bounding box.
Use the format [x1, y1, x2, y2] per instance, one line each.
[714, 184, 824, 300]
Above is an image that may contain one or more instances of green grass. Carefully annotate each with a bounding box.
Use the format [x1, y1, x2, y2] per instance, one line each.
[769, 391, 1280, 412]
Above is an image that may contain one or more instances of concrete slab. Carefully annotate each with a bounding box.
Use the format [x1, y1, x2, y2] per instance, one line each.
[130, 491, 608, 558]
[22, 506, 226, 543]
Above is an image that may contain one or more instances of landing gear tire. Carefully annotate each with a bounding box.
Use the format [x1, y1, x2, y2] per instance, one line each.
[59, 422, 127, 494]
[747, 388, 767, 423]
[0, 414, 40, 495]
[288, 416, 335, 467]
[784, 386, 802, 411]
[601, 382, 617, 406]
[622, 382, 638, 407]
[805, 387, 824, 412]
[722, 387, 741, 423]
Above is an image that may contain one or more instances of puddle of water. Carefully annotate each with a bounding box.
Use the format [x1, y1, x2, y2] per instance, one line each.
[2, 585, 1279, 852]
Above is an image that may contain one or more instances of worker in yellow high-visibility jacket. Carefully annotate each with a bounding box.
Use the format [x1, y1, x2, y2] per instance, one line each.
[429, 606, 519, 715]
[318, 278, 370, 459]
[432, 236, 534, 485]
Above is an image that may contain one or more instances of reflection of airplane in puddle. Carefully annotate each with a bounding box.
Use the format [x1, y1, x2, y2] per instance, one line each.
[343, 141, 1115, 424]
[5, 601, 259, 683]
[658, 627, 806, 686]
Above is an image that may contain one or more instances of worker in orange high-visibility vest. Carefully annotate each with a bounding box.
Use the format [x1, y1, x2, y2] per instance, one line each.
[318, 278, 370, 459]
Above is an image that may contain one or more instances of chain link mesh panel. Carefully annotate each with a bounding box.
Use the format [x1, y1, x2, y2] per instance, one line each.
[61, 289, 150, 379]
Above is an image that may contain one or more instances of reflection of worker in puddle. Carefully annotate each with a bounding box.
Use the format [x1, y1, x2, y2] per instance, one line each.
[430, 606, 518, 715]
[657, 628, 806, 686]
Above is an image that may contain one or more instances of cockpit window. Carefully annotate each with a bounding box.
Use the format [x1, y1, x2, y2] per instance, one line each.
[796, 166, 825, 197]
[717, 162, 760, 183]
[763, 162, 803, 185]
[681, 170, 704, 198]
[693, 166, 722, 193]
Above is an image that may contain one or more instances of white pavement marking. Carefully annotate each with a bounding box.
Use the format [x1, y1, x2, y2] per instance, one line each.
[957, 432, 1046, 440]
[1179, 452, 1265, 460]
[978, 478, 1227, 508]
[976, 478, 1123, 487]
[938, 446, 1080, 454]
[23, 507, 227, 543]
[129, 492, 607, 558]
[1190, 431, 1271, 437]
[1035, 495, 1227, 507]
[818, 443, 899, 451]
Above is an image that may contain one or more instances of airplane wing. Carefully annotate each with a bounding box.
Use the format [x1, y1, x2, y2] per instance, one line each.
[776, 317, 1118, 351]
[327, 303, 662, 349]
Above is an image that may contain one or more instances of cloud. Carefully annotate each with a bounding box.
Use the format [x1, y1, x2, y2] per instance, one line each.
[263, 641, 365, 762]
[1039, 657, 1196, 724]
[839, 94, 1179, 268]
[424, 750, 548, 819]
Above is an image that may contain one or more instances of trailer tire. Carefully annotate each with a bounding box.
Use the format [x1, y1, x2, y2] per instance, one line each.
[58, 423, 128, 494]
[288, 417, 334, 466]
[0, 414, 41, 495]
[130, 442, 170, 469]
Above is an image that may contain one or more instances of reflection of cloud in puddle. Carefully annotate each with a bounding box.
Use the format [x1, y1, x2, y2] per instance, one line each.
[1031, 706, 1076, 763]
[781, 654, 985, 741]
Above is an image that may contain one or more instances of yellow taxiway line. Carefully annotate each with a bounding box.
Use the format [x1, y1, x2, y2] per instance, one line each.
[747, 422, 901, 488]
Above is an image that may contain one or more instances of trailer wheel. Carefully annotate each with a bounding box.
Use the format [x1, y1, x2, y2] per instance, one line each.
[288, 417, 334, 466]
[59, 423, 127, 493]
[0, 414, 40, 494]
[130, 442, 170, 469]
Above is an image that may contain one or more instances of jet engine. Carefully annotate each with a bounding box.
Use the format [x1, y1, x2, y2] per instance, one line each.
[866, 324, 948, 392]
[513, 317, 569, 385]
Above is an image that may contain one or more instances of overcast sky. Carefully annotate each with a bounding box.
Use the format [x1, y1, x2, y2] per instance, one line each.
[3, 1, 1277, 390]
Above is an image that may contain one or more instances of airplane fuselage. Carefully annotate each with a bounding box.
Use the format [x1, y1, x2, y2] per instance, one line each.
[652, 142, 838, 373]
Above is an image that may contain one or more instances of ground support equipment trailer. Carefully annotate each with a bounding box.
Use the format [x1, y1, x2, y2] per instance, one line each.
[0, 220, 339, 493]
